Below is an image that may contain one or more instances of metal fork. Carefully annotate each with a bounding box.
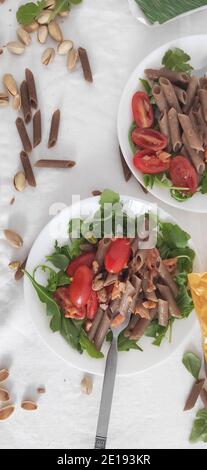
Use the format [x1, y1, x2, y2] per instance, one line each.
[94, 311, 131, 449]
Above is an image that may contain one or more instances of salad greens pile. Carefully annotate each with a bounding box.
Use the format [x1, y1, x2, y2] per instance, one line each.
[135, 0, 207, 25]
[25, 190, 195, 358]
[16, 0, 83, 25]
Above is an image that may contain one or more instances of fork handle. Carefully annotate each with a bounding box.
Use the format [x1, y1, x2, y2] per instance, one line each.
[94, 337, 118, 449]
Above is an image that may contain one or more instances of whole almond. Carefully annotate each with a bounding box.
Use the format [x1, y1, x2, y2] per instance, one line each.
[0, 405, 15, 421]
[59, 11, 69, 17]
[0, 93, 9, 106]
[8, 261, 21, 271]
[81, 375, 93, 395]
[3, 74, 18, 96]
[4, 229, 23, 248]
[67, 48, 78, 71]
[7, 41, 25, 55]
[44, 0, 55, 8]
[21, 400, 38, 411]
[48, 21, 63, 42]
[23, 21, 39, 33]
[58, 40, 73, 55]
[0, 388, 10, 402]
[37, 11, 51, 24]
[0, 369, 9, 382]
[14, 171, 26, 192]
[12, 93, 21, 111]
[17, 27, 31, 46]
[37, 25, 48, 44]
[41, 47, 55, 65]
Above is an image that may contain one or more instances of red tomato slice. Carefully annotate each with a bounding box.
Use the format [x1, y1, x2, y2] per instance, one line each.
[69, 265, 93, 308]
[132, 128, 167, 151]
[132, 91, 153, 128]
[86, 290, 98, 320]
[66, 252, 95, 277]
[105, 238, 131, 274]
[169, 155, 198, 194]
[133, 149, 170, 174]
[54, 287, 86, 319]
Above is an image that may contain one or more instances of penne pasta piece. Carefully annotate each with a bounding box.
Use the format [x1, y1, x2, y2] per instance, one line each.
[182, 133, 205, 175]
[152, 84, 168, 113]
[156, 258, 178, 297]
[178, 113, 204, 152]
[20, 80, 31, 124]
[129, 249, 148, 273]
[48, 109, 60, 148]
[158, 109, 171, 150]
[20, 151, 36, 187]
[145, 68, 189, 87]
[33, 109, 41, 148]
[158, 299, 169, 327]
[199, 76, 207, 90]
[193, 106, 207, 146]
[129, 307, 157, 340]
[88, 307, 104, 342]
[183, 76, 199, 113]
[16, 117, 32, 153]
[124, 314, 139, 337]
[173, 85, 187, 105]
[93, 309, 111, 351]
[159, 77, 181, 113]
[78, 47, 93, 83]
[168, 107, 182, 152]
[199, 89, 207, 122]
[25, 68, 38, 109]
[184, 379, 205, 411]
[157, 284, 181, 318]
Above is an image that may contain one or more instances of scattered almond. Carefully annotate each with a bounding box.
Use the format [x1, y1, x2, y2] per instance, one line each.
[37, 25, 48, 44]
[23, 21, 39, 33]
[17, 27, 31, 46]
[0, 368, 9, 382]
[37, 387, 45, 394]
[37, 11, 51, 25]
[41, 47, 55, 65]
[14, 171, 26, 192]
[8, 261, 21, 271]
[67, 48, 78, 71]
[7, 41, 25, 55]
[12, 93, 21, 111]
[59, 11, 69, 17]
[3, 74, 18, 96]
[0, 388, 10, 402]
[21, 400, 38, 411]
[0, 405, 15, 421]
[4, 229, 23, 248]
[58, 40, 73, 55]
[48, 21, 63, 42]
[81, 375, 93, 395]
[0, 92, 9, 106]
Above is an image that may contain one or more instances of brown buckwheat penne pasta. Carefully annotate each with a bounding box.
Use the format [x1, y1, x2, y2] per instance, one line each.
[173, 85, 187, 105]
[25, 68, 38, 109]
[158, 109, 171, 148]
[159, 77, 181, 113]
[16, 117, 32, 153]
[199, 89, 207, 122]
[20, 80, 31, 124]
[168, 107, 182, 152]
[33, 110, 41, 148]
[145, 68, 189, 87]
[48, 109, 60, 148]
[183, 76, 199, 113]
[152, 84, 168, 113]
[157, 284, 181, 318]
[182, 133, 205, 175]
[178, 113, 204, 151]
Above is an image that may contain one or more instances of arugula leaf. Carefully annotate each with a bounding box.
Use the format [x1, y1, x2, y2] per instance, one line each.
[68, 218, 83, 239]
[162, 48, 193, 73]
[159, 222, 190, 249]
[170, 188, 193, 202]
[199, 169, 207, 194]
[128, 122, 137, 154]
[144, 320, 168, 346]
[176, 285, 194, 317]
[49, 0, 81, 20]
[106, 330, 143, 352]
[33, 264, 71, 292]
[61, 316, 83, 352]
[175, 272, 188, 287]
[16, 1, 46, 25]
[69, 238, 83, 258]
[46, 253, 69, 270]
[24, 270, 61, 322]
[79, 331, 104, 358]
[189, 408, 207, 443]
[182, 352, 201, 380]
[139, 78, 155, 104]
[56, 271, 71, 286]
[99, 189, 120, 207]
[143, 173, 170, 190]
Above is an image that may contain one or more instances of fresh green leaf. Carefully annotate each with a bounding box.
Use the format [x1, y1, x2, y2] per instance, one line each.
[159, 222, 190, 249]
[175, 272, 188, 287]
[182, 352, 201, 380]
[189, 408, 207, 443]
[79, 331, 104, 358]
[56, 271, 71, 286]
[144, 320, 168, 346]
[24, 270, 61, 319]
[143, 173, 170, 190]
[176, 285, 194, 317]
[49, 0, 72, 20]
[135, 0, 207, 26]
[68, 218, 83, 238]
[170, 188, 193, 202]
[139, 78, 155, 104]
[162, 47, 193, 73]
[128, 121, 137, 154]
[99, 189, 120, 207]
[50, 315, 61, 332]
[199, 169, 207, 194]
[106, 330, 143, 352]
[69, 238, 83, 258]
[61, 316, 83, 352]
[46, 253, 69, 270]
[16, 1, 46, 25]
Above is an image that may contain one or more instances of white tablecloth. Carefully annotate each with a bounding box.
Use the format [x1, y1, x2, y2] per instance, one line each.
[0, 0, 207, 449]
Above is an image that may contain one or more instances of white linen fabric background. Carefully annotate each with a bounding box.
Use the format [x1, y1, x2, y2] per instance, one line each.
[0, 0, 207, 449]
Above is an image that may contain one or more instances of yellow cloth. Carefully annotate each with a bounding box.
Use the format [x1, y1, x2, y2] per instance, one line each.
[188, 273, 207, 362]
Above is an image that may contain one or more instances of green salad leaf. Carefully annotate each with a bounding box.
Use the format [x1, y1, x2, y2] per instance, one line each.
[162, 47, 193, 73]
[170, 189, 193, 202]
[176, 285, 194, 317]
[159, 222, 190, 249]
[182, 352, 201, 380]
[128, 122, 137, 154]
[46, 253, 70, 270]
[99, 189, 120, 207]
[143, 173, 170, 189]
[106, 331, 142, 352]
[189, 408, 207, 443]
[139, 78, 155, 104]
[144, 320, 169, 346]
[199, 169, 207, 194]
[79, 331, 104, 358]
[16, 1, 46, 25]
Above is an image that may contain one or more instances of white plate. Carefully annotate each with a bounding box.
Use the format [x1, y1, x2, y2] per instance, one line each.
[24, 195, 200, 376]
[118, 35, 207, 213]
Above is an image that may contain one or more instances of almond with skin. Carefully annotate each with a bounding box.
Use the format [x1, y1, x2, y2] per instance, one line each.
[21, 401, 38, 411]
[37, 11, 51, 24]
[12, 93, 21, 111]
[14, 171, 26, 192]
[41, 47, 55, 65]
[23, 21, 39, 33]
[48, 21, 63, 42]
[37, 25, 48, 44]
[58, 40, 73, 55]
[0, 369, 9, 382]
[7, 41, 25, 55]
[0, 388, 10, 402]
[4, 229, 23, 248]
[67, 48, 78, 71]
[8, 261, 21, 271]
[81, 375, 93, 395]
[17, 27, 31, 46]
[3, 74, 18, 96]
[0, 405, 15, 421]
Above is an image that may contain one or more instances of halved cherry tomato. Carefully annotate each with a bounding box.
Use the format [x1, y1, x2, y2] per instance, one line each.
[54, 287, 86, 319]
[169, 155, 198, 194]
[132, 91, 153, 128]
[132, 128, 167, 151]
[133, 149, 170, 174]
[105, 238, 131, 274]
[69, 265, 93, 308]
[66, 252, 95, 277]
[86, 290, 98, 320]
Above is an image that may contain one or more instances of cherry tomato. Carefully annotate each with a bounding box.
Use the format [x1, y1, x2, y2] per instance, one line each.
[105, 238, 131, 274]
[69, 265, 93, 308]
[86, 290, 98, 320]
[54, 287, 86, 319]
[132, 91, 153, 128]
[132, 128, 167, 151]
[133, 149, 170, 174]
[66, 252, 95, 277]
[169, 155, 198, 194]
